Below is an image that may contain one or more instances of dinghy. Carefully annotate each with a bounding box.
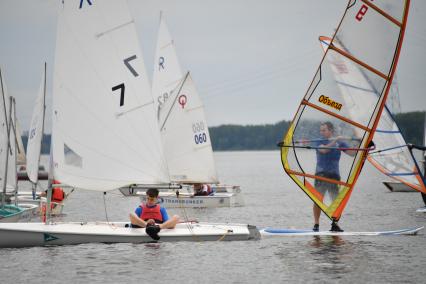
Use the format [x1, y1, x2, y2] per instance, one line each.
[279, 0, 413, 230]
[0, 70, 38, 222]
[119, 14, 243, 207]
[0, 0, 256, 247]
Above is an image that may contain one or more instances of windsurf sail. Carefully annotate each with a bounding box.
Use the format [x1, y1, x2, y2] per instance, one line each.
[280, 0, 411, 221]
[52, 0, 169, 191]
[152, 15, 218, 184]
[319, 36, 426, 194]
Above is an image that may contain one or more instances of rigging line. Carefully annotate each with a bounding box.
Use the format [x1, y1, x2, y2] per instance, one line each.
[160, 72, 189, 131]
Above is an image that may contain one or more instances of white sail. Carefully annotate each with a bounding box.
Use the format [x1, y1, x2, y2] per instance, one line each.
[0, 72, 17, 192]
[153, 16, 218, 183]
[52, 0, 169, 191]
[15, 119, 26, 166]
[26, 64, 46, 183]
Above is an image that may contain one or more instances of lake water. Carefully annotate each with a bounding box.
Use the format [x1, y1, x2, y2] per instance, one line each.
[1, 151, 425, 283]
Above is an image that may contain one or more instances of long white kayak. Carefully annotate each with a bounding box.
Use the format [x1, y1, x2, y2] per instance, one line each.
[0, 222, 260, 248]
[260, 226, 424, 237]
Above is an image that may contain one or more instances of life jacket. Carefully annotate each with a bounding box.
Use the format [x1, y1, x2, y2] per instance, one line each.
[51, 180, 65, 202]
[139, 203, 163, 223]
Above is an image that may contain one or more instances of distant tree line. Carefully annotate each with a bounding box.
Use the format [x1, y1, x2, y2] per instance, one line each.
[21, 111, 425, 154]
[209, 111, 426, 151]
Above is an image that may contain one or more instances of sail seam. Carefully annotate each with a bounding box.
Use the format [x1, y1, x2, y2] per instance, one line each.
[95, 20, 134, 38]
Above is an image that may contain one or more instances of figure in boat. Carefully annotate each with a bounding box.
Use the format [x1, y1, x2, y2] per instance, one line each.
[129, 188, 179, 240]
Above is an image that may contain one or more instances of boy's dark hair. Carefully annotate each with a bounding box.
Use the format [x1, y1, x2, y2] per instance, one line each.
[321, 121, 334, 133]
[146, 188, 159, 197]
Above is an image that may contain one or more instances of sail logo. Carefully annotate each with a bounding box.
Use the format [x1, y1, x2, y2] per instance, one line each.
[355, 1, 373, 22]
[159, 57, 165, 70]
[178, 95, 187, 109]
[318, 95, 342, 111]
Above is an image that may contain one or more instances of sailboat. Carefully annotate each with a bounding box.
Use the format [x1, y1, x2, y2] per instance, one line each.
[15, 63, 69, 216]
[0, 69, 38, 222]
[119, 15, 244, 208]
[0, 0, 257, 247]
[318, 37, 426, 195]
[278, 0, 417, 228]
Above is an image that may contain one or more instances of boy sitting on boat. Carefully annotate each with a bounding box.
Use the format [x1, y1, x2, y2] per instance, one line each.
[129, 188, 179, 240]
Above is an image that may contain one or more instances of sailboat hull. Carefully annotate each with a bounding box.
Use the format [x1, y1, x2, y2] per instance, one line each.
[0, 222, 259, 248]
[140, 192, 245, 208]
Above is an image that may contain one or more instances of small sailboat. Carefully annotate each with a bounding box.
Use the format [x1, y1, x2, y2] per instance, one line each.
[0, 69, 38, 222]
[0, 0, 257, 247]
[275, 0, 417, 233]
[119, 14, 244, 208]
[380, 112, 426, 193]
[318, 37, 426, 195]
[15, 63, 69, 216]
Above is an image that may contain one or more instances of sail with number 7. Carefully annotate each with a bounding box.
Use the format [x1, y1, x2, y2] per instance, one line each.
[280, 0, 411, 221]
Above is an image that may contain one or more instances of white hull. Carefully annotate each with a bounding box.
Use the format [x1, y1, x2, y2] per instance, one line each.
[382, 181, 415, 192]
[0, 221, 259, 248]
[11, 195, 65, 216]
[260, 226, 424, 236]
[0, 204, 38, 223]
[140, 192, 245, 208]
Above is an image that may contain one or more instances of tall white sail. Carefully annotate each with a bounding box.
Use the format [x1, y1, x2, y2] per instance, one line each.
[0, 71, 17, 193]
[52, 0, 169, 191]
[153, 16, 218, 183]
[26, 64, 46, 184]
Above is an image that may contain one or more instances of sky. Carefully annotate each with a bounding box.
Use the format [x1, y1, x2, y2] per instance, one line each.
[0, 0, 425, 133]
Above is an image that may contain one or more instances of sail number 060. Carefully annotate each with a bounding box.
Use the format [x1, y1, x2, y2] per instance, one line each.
[193, 122, 206, 144]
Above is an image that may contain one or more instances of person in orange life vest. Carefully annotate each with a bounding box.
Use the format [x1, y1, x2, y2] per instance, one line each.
[41, 180, 65, 206]
[129, 188, 179, 240]
[192, 183, 214, 196]
[40, 181, 65, 221]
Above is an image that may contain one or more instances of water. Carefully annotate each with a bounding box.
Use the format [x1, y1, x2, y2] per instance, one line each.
[1, 151, 425, 283]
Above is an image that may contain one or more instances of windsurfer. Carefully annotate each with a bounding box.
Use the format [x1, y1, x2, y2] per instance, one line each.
[129, 188, 179, 240]
[313, 121, 356, 232]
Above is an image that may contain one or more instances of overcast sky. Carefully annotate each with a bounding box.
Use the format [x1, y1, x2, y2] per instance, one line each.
[0, 0, 425, 133]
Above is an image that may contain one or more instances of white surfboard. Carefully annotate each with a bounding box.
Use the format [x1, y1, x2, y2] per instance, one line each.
[259, 226, 424, 237]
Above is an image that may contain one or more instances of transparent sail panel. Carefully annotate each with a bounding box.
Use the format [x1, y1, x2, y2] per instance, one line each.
[337, 1, 402, 76]
[284, 105, 366, 211]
